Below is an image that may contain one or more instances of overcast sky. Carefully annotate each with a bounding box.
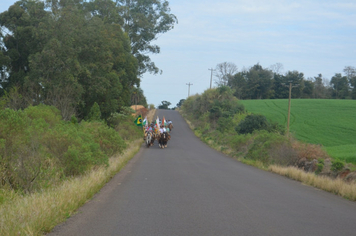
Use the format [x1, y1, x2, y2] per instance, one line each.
[1, 0, 356, 108]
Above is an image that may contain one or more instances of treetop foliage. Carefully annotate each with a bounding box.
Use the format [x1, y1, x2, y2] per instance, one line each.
[216, 62, 356, 100]
[0, 0, 176, 120]
[158, 100, 171, 109]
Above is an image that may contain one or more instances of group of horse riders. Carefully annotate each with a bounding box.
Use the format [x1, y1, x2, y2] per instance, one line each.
[144, 117, 173, 149]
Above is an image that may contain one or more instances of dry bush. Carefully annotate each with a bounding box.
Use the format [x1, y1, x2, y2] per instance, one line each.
[146, 109, 156, 123]
[292, 140, 329, 160]
[136, 107, 148, 117]
[45, 85, 78, 121]
[268, 143, 298, 166]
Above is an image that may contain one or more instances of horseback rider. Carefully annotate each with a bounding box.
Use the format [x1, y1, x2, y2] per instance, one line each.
[145, 124, 153, 132]
[159, 124, 166, 133]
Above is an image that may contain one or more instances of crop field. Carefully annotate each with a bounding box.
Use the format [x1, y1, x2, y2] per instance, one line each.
[239, 99, 356, 163]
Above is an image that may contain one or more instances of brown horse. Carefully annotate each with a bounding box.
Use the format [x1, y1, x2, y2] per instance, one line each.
[168, 123, 173, 131]
[158, 132, 169, 149]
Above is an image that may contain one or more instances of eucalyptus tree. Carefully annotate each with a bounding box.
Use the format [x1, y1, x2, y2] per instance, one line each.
[84, 0, 178, 75]
[284, 71, 304, 98]
[1, 0, 139, 120]
[272, 73, 289, 99]
[0, 0, 49, 93]
[228, 72, 247, 99]
[29, 4, 138, 119]
[330, 73, 349, 99]
[343, 66, 356, 99]
[245, 64, 273, 99]
[131, 86, 147, 107]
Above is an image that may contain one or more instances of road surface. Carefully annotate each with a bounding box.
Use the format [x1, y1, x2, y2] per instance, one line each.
[49, 109, 356, 236]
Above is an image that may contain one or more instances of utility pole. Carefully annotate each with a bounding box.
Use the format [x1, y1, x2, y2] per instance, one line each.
[208, 68, 215, 89]
[283, 82, 300, 135]
[186, 83, 193, 97]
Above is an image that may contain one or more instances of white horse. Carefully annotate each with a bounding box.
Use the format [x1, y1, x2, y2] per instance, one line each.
[146, 132, 152, 148]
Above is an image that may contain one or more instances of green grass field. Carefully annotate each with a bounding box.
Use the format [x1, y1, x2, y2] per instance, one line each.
[240, 99, 356, 163]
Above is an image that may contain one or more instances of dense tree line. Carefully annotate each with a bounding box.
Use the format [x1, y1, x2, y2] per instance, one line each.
[0, 0, 176, 120]
[215, 62, 356, 100]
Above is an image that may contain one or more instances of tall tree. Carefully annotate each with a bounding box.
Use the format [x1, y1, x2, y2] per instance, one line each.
[245, 64, 273, 99]
[158, 100, 171, 109]
[84, 0, 177, 75]
[272, 73, 288, 99]
[1, 0, 139, 120]
[302, 79, 314, 98]
[284, 71, 304, 98]
[131, 86, 147, 107]
[118, 0, 177, 75]
[228, 72, 246, 99]
[0, 0, 49, 92]
[269, 62, 284, 74]
[343, 66, 356, 99]
[313, 74, 328, 98]
[214, 62, 238, 86]
[330, 73, 349, 99]
[176, 99, 185, 108]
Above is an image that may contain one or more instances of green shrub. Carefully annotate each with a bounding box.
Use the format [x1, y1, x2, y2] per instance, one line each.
[0, 108, 59, 192]
[236, 114, 269, 134]
[0, 104, 133, 192]
[209, 106, 222, 122]
[86, 102, 101, 121]
[236, 114, 284, 135]
[331, 160, 344, 172]
[63, 142, 105, 176]
[245, 131, 287, 164]
[315, 163, 324, 175]
[116, 120, 142, 141]
[24, 105, 62, 127]
[81, 121, 126, 156]
[217, 116, 234, 133]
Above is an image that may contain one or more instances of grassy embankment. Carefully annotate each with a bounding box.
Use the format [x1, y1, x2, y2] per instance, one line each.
[240, 99, 356, 164]
[0, 140, 141, 236]
[0, 109, 155, 236]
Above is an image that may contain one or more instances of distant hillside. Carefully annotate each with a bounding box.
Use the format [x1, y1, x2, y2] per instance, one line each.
[240, 99, 356, 163]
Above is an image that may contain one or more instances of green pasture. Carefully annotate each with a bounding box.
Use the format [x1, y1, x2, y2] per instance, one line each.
[240, 99, 356, 163]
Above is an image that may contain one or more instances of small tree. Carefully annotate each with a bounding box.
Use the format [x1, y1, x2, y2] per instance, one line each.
[87, 102, 101, 121]
[158, 100, 171, 109]
[215, 62, 238, 86]
[176, 99, 186, 108]
[236, 114, 269, 134]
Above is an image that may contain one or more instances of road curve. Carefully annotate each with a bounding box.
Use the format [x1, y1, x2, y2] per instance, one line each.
[48, 109, 356, 236]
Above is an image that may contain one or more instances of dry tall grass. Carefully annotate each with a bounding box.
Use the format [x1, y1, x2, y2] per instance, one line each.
[269, 165, 356, 201]
[146, 109, 156, 123]
[0, 139, 142, 236]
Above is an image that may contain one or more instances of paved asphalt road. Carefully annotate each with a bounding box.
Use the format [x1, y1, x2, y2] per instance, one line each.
[49, 109, 356, 236]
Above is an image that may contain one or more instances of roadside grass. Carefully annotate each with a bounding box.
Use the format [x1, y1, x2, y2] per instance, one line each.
[240, 99, 356, 163]
[269, 165, 356, 201]
[0, 139, 142, 236]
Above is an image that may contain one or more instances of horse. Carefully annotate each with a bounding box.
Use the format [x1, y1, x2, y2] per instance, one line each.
[168, 123, 173, 131]
[145, 131, 152, 148]
[158, 132, 169, 149]
[150, 132, 156, 146]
